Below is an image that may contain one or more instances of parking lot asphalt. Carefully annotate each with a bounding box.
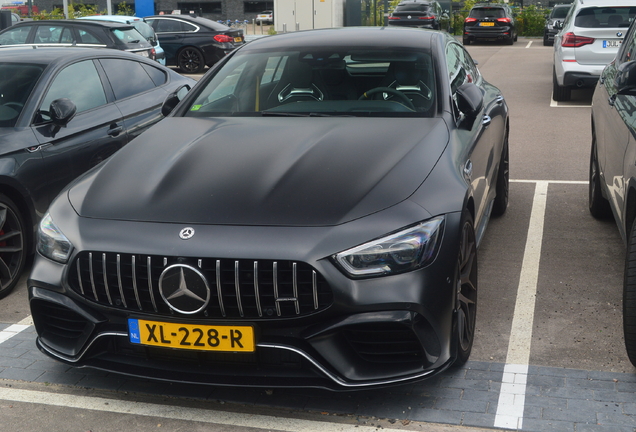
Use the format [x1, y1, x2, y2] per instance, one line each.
[1, 38, 635, 432]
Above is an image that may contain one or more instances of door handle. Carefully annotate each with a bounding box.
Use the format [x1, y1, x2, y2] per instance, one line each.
[482, 115, 491, 126]
[108, 125, 123, 137]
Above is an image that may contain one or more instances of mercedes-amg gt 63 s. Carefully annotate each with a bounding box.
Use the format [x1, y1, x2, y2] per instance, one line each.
[29, 27, 510, 390]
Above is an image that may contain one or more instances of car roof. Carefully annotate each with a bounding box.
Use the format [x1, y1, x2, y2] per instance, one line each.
[79, 15, 143, 23]
[0, 46, 150, 64]
[242, 27, 437, 52]
[9, 19, 134, 30]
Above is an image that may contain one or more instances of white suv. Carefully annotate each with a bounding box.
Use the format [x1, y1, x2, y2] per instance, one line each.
[553, 0, 636, 101]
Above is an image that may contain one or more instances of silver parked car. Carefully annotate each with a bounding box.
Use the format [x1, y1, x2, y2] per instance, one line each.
[553, 0, 636, 101]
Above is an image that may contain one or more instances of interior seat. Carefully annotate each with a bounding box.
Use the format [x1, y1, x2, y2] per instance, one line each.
[376, 61, 434, 111]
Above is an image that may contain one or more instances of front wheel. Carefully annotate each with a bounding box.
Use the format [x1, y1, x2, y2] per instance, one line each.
[177, 47, 205, 74]
[0, 194, 26, 299]
[624, 217, 636, 366]
[453, 210, 478, 366]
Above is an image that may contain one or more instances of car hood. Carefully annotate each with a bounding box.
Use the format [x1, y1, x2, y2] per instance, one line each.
[68, 117, 449, 226]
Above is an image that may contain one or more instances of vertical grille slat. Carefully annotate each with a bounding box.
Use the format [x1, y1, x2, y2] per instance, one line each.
[116, 254, 128, 308]
[254, 261, 262, 317]
[147, 256, 157, 312]
[68, 253, 332, 319]
[216, 259, 226, 317]
[131, 255, 142, 310]
[89, 252, 98, 302]
[102, 253, 113, 306]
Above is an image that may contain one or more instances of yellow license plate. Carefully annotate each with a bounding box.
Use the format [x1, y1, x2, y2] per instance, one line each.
[480, 22, 495, 26]
[234, 37, 243, 42]
[128, 319, 255, 352]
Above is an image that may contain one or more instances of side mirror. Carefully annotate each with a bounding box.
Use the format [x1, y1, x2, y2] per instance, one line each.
[161, 84, 191, 117]
[554, 21, 563, 30]
[49, 98, 76, 126]
[616, 60, 636, 95]
[456, 83, 483, 118]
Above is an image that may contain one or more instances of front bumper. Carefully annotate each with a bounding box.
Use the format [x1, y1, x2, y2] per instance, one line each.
[28, 210, 463, 390]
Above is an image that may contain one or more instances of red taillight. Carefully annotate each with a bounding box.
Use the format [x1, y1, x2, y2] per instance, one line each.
[465, 17, 477, 23]
[496, 17, 511, 23]
[388, 16, 399, 20]
[419, 16, 434, 20]
[214, 34, 234, 43]
[150, 48, 156, 60]
[561, 32, 595, 47]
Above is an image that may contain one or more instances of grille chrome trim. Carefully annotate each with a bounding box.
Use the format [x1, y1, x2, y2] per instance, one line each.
[69, 253, 332, 319]
[89, 252, 98, 301]
[102, 253, 112, 306]
[254, 261, 262, 317]
[116, 254, 127, 308]
[147, 256, 157, 312]
[216, 259, 226, 317]
[234, 260, 244, 317]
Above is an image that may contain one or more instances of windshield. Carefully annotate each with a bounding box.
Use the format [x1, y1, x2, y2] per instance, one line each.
[395, 4, 431, 12]
[0, 63, 44, 127]
[184, 47, 436, 118]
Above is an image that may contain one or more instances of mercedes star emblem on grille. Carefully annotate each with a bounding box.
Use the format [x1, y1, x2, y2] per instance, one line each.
[159, 264, 211, 314]
[179, 227, 195, 239]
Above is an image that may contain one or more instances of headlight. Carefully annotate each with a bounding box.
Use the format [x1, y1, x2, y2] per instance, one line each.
[37, 213, 73, 263]
[334, 216, 444, 277]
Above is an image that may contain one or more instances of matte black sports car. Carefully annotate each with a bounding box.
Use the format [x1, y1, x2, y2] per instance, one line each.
[145, 15, 244, 74]
[29, 27, 510, 390]
[0, 46, 194, 298]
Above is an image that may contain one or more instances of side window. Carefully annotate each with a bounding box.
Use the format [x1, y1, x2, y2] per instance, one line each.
[156, 19, 183, 32]
[141, 63, 167, 86]
[100, 59, 157, 100]
[183, 22, 197, 32]
[618, 24, 636, 63]
[60, 27, 74, 43]
[77, 29, 102, 44]
[0, 25, 32, 45]
[38, 60, 107, 120]
[34, 25, 65, 43]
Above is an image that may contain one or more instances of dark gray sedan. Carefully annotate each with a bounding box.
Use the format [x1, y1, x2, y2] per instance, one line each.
[29, 27, 509, 390]
[0, 46, 194, 298]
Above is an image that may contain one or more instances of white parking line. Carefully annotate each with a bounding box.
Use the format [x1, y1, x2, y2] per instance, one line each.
[0, 387, 405, 432]
[0, 316, 32, 344]
[525, 41, 532, 48]
[550, 98, 591, 108]
[494, 180, 549, 429]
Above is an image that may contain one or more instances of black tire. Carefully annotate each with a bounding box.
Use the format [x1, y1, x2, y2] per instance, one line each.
[505, 34, 514, 45]
[0, 194, 26, 299]
[463, 37, 470, 45]
[624, 217, 636, 366]
[453, 210, 478, 366]
[553, 68, 571, 101]
[543, 34, 549, 46]
[177, 47, 205, 74]
[492, 131, 509, 217]
[513, 31, 518, 42]
[589, 136, 612, 219]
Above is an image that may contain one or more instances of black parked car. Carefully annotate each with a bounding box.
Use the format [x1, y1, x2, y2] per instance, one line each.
[0, 46, 193, 298]
[29, 27, 509, 390]
[463, 3, 517, 45]
[388, 0, 446, 30]
[590, 19, 636, 367]
[145, 15, 244, 74]
[0, 19, 156, 60]
[543, 3, 571, 46]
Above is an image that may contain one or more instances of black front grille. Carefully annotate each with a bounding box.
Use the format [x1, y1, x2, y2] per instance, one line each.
[68, 252, 333, 319]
